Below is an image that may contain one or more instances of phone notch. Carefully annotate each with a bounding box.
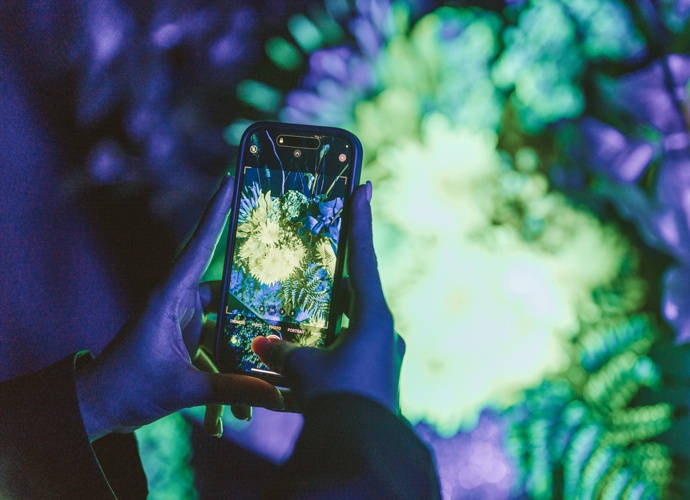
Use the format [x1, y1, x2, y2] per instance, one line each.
[276, 134, 321, 149]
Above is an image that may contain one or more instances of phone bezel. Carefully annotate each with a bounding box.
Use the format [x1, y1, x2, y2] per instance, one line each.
[213, 121, 362, 387]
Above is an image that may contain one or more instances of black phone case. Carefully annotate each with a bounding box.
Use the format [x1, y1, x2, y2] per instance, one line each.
[213, 121, 362, 387]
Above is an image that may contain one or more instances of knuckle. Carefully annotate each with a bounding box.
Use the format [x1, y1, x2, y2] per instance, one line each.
[196, 238, 217, 256]
[396, 335, 406, 359]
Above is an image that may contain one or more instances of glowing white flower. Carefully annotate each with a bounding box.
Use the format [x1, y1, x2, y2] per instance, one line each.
[239, 234, 264, 262]
[371, 114, 501, 237]
[258, 220, 280, 246]
[282, 242, 306, 270]
[367, 117, 635, 436]
[251, 247, 293, 285]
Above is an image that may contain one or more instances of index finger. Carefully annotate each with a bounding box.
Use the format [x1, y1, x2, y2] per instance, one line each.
[171, 175, 234, 288]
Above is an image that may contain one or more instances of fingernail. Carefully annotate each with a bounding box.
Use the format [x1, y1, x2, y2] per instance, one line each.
[220, 173, 232, 186]
[267, 334, 281, 341]
[366, 181, 372, 202]
[214, 418, 223, 438]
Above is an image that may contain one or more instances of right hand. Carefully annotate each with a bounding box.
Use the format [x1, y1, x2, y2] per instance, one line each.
[251, 182, 404, 414]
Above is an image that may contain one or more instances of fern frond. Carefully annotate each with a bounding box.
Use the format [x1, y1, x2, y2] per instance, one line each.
[281, 263, 332, 324]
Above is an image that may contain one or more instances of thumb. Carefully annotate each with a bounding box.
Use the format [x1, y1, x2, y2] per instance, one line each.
[347, 182, 386, 314]
[251, 336, 299, 376]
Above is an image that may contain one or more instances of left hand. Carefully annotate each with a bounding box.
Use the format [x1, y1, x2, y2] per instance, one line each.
[75, 175, 285, 442]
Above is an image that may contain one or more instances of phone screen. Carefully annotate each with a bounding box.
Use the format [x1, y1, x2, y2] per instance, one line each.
[216, 124, 360, 381]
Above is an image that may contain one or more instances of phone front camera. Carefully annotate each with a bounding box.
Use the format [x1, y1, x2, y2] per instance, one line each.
[294, 149, 301, 158]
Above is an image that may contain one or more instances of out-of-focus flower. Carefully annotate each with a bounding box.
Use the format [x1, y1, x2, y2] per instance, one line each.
[270, 0, 407, 129]
[493, 0, 584, 130]
[281, 47, 377, 126]
[282, 5, 504, 161]
[369, 115, 638, 436]
[600, 54, 690, 143]
[560, 0, 646, 60]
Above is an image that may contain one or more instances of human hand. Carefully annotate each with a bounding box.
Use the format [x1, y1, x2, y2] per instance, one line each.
[251, 182, 404, 414]
[75, 175, 285, 442]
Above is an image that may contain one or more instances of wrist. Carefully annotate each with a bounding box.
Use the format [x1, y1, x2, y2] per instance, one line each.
[75, 357, 113, 442]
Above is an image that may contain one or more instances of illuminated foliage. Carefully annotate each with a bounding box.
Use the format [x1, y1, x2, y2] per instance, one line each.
[494, 0, 643, 132]
[504, 315, 676, 499]
[136, 414, 197, 500]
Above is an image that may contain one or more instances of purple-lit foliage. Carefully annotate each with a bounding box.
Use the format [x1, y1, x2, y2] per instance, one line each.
[562, 52, 690, 342]
[416, 414, 514, 500]
[73, 0, 263, 235]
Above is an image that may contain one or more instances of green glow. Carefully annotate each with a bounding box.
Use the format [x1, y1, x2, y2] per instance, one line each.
[492, 0, 584, 130]
[288, 14, 323, 52]
[560, 0, 645, 59]
[309, 6, 345, 44]
[136, 414, 197, 500]
[356, 113, 636, 436]
[515, 147, 538, 171]
[266, 37, 303, 71]
[236, 80, 282, 113]
[224, 119, 253, 146]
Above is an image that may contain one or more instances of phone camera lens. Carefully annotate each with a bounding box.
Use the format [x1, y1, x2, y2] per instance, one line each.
[250, 145, 258, 154]
[294, 149, 301, 158]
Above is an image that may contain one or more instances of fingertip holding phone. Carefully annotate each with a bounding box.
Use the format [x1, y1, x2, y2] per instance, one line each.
[214, 122, 362, 387]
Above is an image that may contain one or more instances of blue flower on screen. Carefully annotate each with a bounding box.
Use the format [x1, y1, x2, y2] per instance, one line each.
[301, 215, 321, 235]
[318, 197, 343, 225]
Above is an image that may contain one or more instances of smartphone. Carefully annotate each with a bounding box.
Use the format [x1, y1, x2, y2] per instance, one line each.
[213, 122, 362, 386]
